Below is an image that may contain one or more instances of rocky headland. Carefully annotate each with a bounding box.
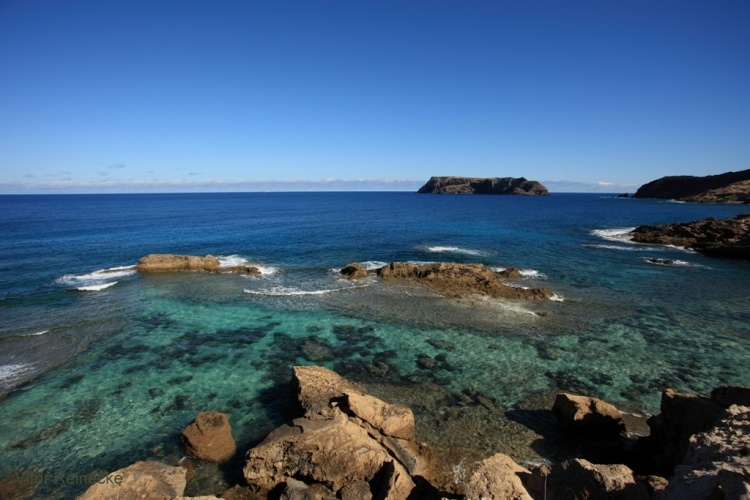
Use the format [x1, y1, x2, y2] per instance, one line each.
[633, 168, 750, 203]
[70, 366, 750, 500]
[630, 214, 750, 259]
[136, 254, 260, 275]
[341, 261, 555, 300]
[417, 176, 549, 195]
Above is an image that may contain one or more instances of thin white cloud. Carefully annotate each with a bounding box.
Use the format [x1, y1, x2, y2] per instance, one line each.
[597, 181, 614, 187]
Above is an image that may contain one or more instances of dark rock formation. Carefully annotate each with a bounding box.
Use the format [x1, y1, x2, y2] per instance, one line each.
[417, 176, 548, 195]
[340, 262, 368, 279]
[180, 411, 237, 463]
[376, 262, 555, 300]
[633, 168, 750, 203]
[630, 214, 750, 259]
[528, 459, 650, 500]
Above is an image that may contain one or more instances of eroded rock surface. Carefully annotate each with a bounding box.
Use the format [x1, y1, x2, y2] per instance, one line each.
[552, 393, 625, 438]
[136, 254, 222, 273]
[376, 262, 554, 300]
[77, 460, 187, 499]
[630, 214, 750, 259]
[181, 412, 236, 463]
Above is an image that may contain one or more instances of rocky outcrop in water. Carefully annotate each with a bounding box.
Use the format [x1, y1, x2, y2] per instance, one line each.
[377, 262, 555, 300]
[552, 393, 625, 438]
[417, 176, 549, 195]
[136, 254, 260, 274]
[180, 411, 236, 463]
[630, 214, 750, 259]
[633, 168, 750, 203]
[340, 262, 369, 279]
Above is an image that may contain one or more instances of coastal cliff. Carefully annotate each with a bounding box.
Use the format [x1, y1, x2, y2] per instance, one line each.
[417, 176, 548, 195]
[633, 169, 750, 203]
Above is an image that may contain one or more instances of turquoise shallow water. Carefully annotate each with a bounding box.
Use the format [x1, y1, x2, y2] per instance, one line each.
[0, 192, 749, 497]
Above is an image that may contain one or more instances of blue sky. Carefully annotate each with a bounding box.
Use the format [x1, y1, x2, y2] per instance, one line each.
[1, 1, 749, 193]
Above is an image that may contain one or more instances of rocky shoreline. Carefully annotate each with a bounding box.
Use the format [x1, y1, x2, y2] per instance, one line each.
[67, 366, 748, 499]
[417, 176, 548, 195]
[630, 214, 750, 259]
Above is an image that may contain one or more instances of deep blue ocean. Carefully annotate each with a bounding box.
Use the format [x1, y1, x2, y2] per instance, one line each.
[1, 192, 749, 497]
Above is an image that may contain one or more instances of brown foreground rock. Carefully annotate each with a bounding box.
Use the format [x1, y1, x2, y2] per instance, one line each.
[661, 404, 750, 499]
[528, 458, 650, 500]
[630, 214, 750, 259]
[552, 393, 625, 438]
[340, 262, 369, 279]
[77, 460, 187, 499]
[376, 262, 554, 300]
[464, 453, 533, 500]
[181, 412, 237, 463]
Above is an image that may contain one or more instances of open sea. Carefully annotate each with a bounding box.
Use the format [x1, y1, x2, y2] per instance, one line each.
[1, 192, 749, 497]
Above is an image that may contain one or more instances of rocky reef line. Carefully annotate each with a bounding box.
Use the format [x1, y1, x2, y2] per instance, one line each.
[630, 214, 750, 259]
[58, 366, 749, 499]
[417, 176, 548, 195]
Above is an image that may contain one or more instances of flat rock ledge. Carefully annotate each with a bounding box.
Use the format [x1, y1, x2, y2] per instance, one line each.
[630, 214, 750, 259]
[76, 369, 750, 500]
[417, 176, 549, 195]
[375, 262, 555, 300]
[136, 254, 260, 274]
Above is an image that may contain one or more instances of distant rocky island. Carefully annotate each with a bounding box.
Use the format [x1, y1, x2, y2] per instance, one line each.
[633, 168, 750, 203]
[417, 176, 548, 195]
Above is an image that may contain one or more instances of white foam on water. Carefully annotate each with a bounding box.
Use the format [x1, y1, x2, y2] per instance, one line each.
[590, 227, 637, 243]
[244, 287, 335, 296]
[361, 261, 388, 270]
[77, 282, 118, 291]
[491, 267, 546, 278]
[549, 294, 565, 302]
[22, 330, 49, 337]
[642, 258, 693, 267]
[216, 255, 279, 275]
[254, 265, 279, 275]
[0, 363, 35, 387]
[423, 246, 486, 256]
[57, 265, 135, 290]
[582, 243, 662, 252]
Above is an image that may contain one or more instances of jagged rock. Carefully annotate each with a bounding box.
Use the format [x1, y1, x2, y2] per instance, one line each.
[463, 453, 533, 500]
[243, 409, 414, 498]
[181, 412, 236, 462]
[136, 254, 221, 273]
[377, 262, 554, 300]
[633, 168, 750, 203]
[537, 459, 650, 500]
[417, 176, 548, 195]
[661, 405, 750, 499]
[77, 460, 187, 499]
[340, 262, 368, 279]
[220, 265, 261, 275]
[219, 484, 264, 499]
[345, 392, 415, 440]
[290, 365, 367, 420]
[338, 480, 373, 500]
[552, 393, 625, 438]
[630, 214, 750, 259]
[642, 388, 726, 473]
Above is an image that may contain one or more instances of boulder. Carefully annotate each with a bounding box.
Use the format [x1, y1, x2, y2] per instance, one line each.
[136, 254, 221, 273]
[662, 405, 750, 499]
[77, 460, 187, 499]
[534, 459, 649, 500]
[345, 392, 415, 440]
[279, 478, 336, 500]
[290, 365, 367, 420]
[181, 412, 236, 462]
[376, 262, 554, 300]
[340, 262, 368, 279]
[243, 409, 414, 498]
[463, 453, 533, 500]
[417, 176, 548, 195]
[552, 393, 625, 438]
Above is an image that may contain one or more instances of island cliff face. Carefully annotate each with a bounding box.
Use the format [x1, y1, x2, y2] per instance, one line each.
[633, 169, 750, 203]
[417, 176, 548, 195]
